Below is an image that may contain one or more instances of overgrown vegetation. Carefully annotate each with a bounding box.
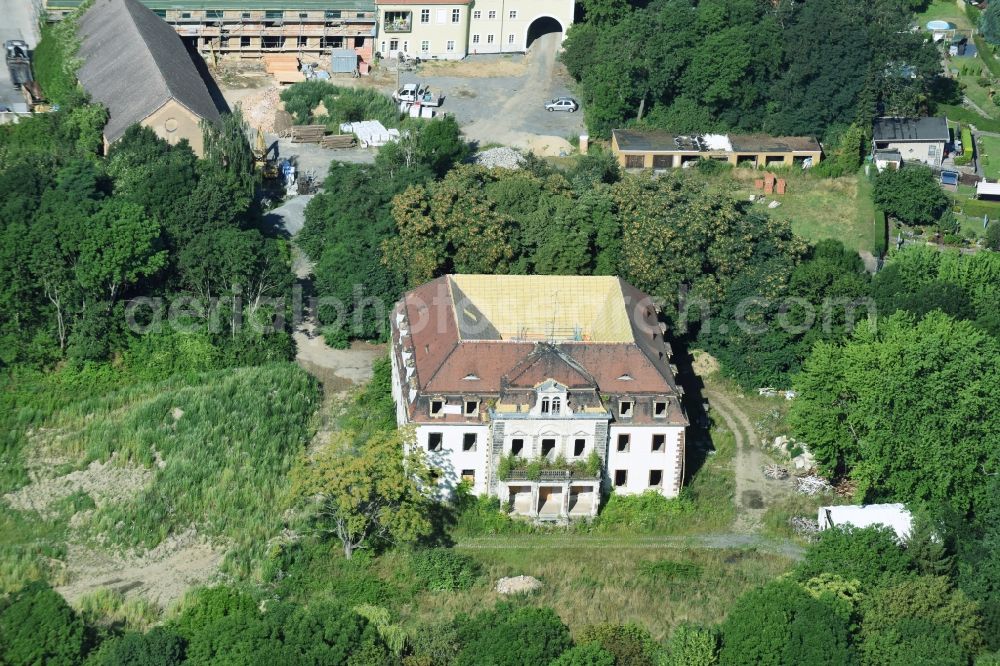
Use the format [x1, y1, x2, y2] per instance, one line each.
[280, 81, 401, 129]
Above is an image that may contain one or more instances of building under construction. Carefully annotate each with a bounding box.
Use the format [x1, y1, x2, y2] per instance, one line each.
[45, 0, 376, 67]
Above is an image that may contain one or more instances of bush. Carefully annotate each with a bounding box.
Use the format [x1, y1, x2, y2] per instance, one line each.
[0, 581, 87, 666]
[551, 642, 616, 666]
[718, 580, 855, 666]
[593, 491, 694, 532]
[987, 222, 1000, 250]
[663, 624, 718, 666]
[577, 623, 660, 666]
[409, 548, 480, 591]
[638, 559, 703, 582]
[85, 627, 187, 666]
[172, 586, 258, 640]
[793, 526, 913, 588]
[455, 603, 573, 666]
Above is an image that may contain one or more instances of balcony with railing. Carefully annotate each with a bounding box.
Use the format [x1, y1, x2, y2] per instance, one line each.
[383, 11, 411, 32]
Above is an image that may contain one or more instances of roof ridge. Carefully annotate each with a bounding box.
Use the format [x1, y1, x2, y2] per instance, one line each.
[121, 0, 171, 104]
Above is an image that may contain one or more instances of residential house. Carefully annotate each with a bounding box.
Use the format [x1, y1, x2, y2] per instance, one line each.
[871, 116, 950, 168]
[75, 0, 224, 156]
[611, 129, 823, 170]
[390, 274, 689, 520]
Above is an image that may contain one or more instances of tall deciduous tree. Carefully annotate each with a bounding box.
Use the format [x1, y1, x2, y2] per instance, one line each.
[291, 429, 435, 558]
[873, 165, 950, 226]
[789, 312, 1000, 511]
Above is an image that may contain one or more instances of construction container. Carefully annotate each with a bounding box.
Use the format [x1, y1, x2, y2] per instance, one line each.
[331, 49, 358, 74]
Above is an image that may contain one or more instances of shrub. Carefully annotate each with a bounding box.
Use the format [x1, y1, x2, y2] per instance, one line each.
[578, 623, 660, 666]
[551, 642, 616, 666]
[0, 581, 87, 666]
[594, 491, 694, 532]
[638, 559, 703, 582]
[85, 627, 187, 666]
[718, 580, 855, 666]
[455, 603, 573, 666]
[76, 587, 160, 632]
[793, 526, 913, 588]
[663, 624, 718, 666]
[409, 548, 480, 591]
[171, 586, 258, 640]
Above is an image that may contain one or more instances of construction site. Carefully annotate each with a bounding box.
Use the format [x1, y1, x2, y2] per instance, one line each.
[44, 0, 377, 71]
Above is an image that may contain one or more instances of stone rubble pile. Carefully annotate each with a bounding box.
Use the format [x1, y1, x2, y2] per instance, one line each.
[474, 147, 525, 169]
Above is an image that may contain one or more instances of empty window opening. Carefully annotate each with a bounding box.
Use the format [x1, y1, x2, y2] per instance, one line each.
[463, 433, 477, 452]
[619, 400, 634, 417]
[617, 434, 630, 452]
[654, 401, 667, 418]
[652, 434, 666, 452]
[325, 10, 341, 18]
[511, 438, 524, 456]
[240, 36, 251, 47]
[541, 438, 556, 459]
[462, 469, 475, 483]
[574, 439, 586, 457]
[464, 400, 478, 416]
[428, 433, 443, 452]
[320, 36, 344, 48]
[262, 36, 284, 49]
[430, 399, 444, 415]
[614, 470, 627, 487]
[649, 470, 663, 487]
[265, 10, 282, 19]
[299, 12, 308, 18]
[297, 36, 308, 46]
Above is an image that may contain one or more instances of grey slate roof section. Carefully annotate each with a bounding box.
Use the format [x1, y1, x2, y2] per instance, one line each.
[872, 116, 949, 143]
[77, 0, 223, 144]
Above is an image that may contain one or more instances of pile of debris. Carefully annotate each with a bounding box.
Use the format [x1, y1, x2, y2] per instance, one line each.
[789, 516, 820, 540]
[496, 575, 542, 595]
[474, 147, 525, 169]
[762, 464, 789, 480]
[239, 87, 284, 134]
[795, 474, 833, 496]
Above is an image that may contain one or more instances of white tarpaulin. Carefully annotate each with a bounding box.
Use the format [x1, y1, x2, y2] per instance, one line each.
[976, 181, 1000, 198]
[339, 120, 400, 147]
[818, 503, 912, 540]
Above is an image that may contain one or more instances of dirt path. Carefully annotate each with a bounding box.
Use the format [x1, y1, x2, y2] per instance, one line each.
[704, 389, 791, 535]
[455, 534, 804, 559]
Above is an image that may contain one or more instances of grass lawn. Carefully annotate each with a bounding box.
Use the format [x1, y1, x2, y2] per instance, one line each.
[393, 544, 794, 640]
[915, 0, 974, 30]
[959, 74, 999, 120]
[978, 134, 1000, 180]
[722, 169, 880, 253]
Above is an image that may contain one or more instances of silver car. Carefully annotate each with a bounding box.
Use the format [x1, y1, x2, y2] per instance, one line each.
[545, 97, 579, 112]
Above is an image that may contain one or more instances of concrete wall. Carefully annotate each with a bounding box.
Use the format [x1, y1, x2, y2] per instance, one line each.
[498, 417, 603, 461]
[606, 425, 684, 497]
[378, 2, 470, 59]
[465, 0, 574, 53]
[614, 149, 822, 170]
[877, 140, 944, 167]
[415, 423, 490, 495]
[140, 99, 206, 157]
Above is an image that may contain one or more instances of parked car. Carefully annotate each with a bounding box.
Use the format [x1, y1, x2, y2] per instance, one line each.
[544, 97, 579, 112]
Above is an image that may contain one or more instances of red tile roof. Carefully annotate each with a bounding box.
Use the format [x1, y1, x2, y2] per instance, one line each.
[394, 275, 685, 422]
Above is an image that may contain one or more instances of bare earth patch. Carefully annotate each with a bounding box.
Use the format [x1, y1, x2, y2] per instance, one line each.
[57, 529, 223, 609]
[419, 56, 528, 78]
[3, 458, 154, 517]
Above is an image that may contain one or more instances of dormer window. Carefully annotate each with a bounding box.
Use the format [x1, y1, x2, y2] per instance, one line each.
[541, 398, 550, 414]
[619, 400, 634, 418]
[464, 400, 479, 416]
[551, 397, 561, 415]
[430, 399, 444, 416]
[654, 401, 667, 418]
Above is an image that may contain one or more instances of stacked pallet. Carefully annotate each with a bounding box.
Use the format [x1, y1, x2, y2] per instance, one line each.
[264, 55, 304, 84]
[320, 134, 357, 149]
[289, 124, 327, 143]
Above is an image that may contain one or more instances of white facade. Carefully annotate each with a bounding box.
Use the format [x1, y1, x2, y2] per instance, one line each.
[606, 426, 684, 495]
[466, 0, 575, 54]
[415, 424, 490, 495]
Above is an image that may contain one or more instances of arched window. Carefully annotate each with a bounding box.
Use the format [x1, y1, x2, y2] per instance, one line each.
[541, 398, 550, 414]
[551, 397, 561, 414]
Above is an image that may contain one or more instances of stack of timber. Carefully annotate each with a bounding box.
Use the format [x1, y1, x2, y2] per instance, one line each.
[264, 54, 304, 84]
[320, 134, 357, 149]
[289, 124, 327, 143]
